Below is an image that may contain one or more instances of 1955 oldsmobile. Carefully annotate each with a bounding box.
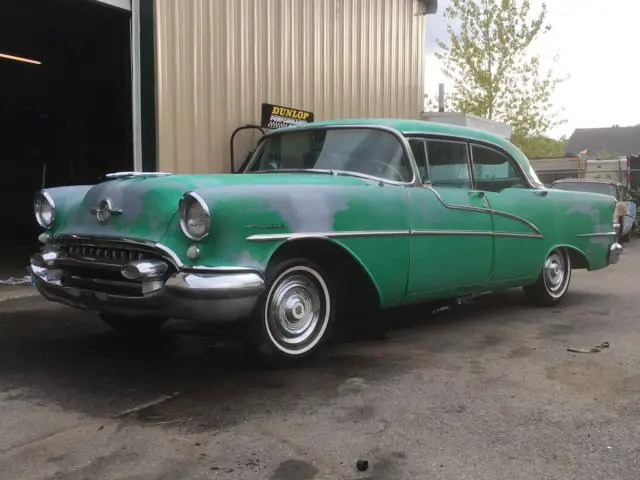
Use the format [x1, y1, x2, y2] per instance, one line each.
[30, 119, 623, 363]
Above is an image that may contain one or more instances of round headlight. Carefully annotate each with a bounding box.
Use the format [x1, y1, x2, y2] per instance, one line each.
[179, 192, 210, 240]
[34, 191, 56, 229]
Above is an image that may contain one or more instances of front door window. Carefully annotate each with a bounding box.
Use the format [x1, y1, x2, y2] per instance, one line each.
[425, 140, 471, 189]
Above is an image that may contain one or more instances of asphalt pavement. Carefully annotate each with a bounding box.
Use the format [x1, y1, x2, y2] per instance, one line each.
[1, 244, 639, 479]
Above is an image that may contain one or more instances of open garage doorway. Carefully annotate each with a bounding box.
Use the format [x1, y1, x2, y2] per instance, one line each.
[0, 0, 134, 277]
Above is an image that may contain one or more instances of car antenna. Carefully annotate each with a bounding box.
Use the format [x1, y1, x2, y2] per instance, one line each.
[41, 164, 47, 189]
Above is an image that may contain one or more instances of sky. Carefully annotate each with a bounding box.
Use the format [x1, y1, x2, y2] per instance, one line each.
[425, 0, 640, 139]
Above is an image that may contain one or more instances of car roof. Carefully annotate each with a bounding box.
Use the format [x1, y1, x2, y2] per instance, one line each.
[552, 178, 622, 187]
[281, 117, 507, 144]
[272, 117, 532, 175]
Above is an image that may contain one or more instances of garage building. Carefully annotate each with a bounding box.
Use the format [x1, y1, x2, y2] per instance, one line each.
[0, 0, 435, 271]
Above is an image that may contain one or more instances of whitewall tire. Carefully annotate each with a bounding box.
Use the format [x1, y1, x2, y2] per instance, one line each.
[523, 248, 572, 306]
[251, 258, 335, 364]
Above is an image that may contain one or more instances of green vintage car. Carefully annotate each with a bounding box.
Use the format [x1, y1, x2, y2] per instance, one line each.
[30, 119, 622, 363]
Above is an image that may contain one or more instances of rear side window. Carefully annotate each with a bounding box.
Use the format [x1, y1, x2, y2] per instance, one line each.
[471, 144, 526, 192]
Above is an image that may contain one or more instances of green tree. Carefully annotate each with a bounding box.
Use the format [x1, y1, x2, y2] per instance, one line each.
[595, 149, 616, 160]
[517, 135, 567, 158]
[436, 0, 566, 139]
[423, 92, 453, 112]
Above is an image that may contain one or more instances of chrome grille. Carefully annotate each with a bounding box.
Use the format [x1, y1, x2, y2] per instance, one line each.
[54, 240, 175, 297]
[61, 245, 147, 265]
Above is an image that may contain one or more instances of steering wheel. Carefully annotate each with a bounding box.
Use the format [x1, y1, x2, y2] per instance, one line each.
[359, 159, 406, 182]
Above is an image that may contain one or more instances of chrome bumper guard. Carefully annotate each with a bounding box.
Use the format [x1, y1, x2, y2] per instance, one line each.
[30, 250, 264, 323]
[609, 242, 623, 265]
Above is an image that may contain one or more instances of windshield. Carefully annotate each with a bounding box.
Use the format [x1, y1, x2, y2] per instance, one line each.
[245, 128, 413, 182]
[553, 181, 617, 197]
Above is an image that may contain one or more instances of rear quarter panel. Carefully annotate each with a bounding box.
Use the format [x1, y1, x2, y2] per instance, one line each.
[159, 181, 411, 307]
[548, 189, 617, 270]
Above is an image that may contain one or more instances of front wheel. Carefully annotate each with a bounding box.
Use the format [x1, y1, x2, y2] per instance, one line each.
[523, 248, 572, 306]
[249, 258, 336, 365]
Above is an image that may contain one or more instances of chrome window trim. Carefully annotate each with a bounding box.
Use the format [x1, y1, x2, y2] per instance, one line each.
[407, 137, 429, 184]
[418, 136, 474, 189]
[248, 168, 411, 186]
[468, 142, 529, 191]
[241, 124, 421, 187]
[403, 131, 542, 190]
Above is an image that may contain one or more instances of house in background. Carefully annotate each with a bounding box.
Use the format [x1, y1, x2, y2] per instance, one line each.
[566, 124, 640, 159]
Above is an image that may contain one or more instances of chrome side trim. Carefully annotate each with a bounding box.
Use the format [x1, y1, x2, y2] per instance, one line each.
[492, 210, 543, 236]
[494, 232, 543, 239]
[413, 230, 542, 239]
[247, 230, 410, 242]
[247, 229, 543, 242]
[423, 186, 543, 236]
[576, 232, 618, 238]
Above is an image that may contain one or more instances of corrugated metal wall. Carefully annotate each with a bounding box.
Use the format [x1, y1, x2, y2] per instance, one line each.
[155, 0, 426, 173]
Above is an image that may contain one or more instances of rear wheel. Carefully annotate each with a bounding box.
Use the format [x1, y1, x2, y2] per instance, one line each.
[249, 258, 335, 365]
[100, 313, 168, 337]
[523, 248, 572, 306]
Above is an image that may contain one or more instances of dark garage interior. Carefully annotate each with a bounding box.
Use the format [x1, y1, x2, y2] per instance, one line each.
[0, 0, 133, 276]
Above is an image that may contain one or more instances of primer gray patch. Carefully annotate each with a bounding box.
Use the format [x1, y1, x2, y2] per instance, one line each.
[265, 186, 350, 232]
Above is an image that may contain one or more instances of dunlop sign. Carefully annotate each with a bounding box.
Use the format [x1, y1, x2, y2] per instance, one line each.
[261, 103, 314, 129]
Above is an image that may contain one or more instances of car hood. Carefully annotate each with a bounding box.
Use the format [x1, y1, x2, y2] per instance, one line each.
[56, 172, 373, 242]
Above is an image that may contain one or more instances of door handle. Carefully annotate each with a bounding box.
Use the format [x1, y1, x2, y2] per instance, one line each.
[534, 189, 549, 197]
[468, 191, 485, 198]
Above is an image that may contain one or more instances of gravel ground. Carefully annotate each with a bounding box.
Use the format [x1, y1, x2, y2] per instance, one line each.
[0, 244, 639, 480]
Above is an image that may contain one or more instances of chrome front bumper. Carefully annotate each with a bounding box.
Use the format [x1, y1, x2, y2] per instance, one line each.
[30, 256, 265, 323]
[608, 242, 623, 265]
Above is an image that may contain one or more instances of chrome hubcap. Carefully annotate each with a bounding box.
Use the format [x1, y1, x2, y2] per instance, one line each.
[265, 266, 330, 355]
[544, 251, 566, 294]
